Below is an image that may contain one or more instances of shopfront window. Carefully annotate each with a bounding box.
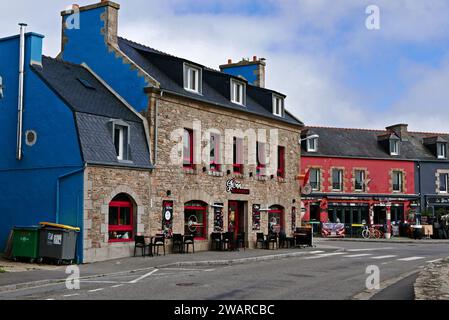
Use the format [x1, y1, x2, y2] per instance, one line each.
[184, 201, 208, 239]
[268, 205, 284, 234]
[109, 194, 134, 242]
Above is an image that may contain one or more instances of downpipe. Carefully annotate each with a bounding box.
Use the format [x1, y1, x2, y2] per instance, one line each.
[16, 23, 27, 161]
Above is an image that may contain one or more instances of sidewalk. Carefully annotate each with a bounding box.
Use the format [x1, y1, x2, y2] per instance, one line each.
[0, 244, 338, 293]
[317, 237, 449, 244]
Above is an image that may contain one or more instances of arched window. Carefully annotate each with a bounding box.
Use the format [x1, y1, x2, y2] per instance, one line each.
[268, 205, 285, 234]
[184, 201, 208, 239]
[109, 194, 134, 242]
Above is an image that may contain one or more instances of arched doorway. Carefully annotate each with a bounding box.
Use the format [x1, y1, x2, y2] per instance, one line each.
[268, 205, 284, 234]
[184, 201, 208, 240]
[108, 193, 135, 243]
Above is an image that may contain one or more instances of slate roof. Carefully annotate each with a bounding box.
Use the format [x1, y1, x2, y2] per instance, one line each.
[32, 56, 153, 169]
[301, 126, 449, 161]
[117, 37, 303, 127]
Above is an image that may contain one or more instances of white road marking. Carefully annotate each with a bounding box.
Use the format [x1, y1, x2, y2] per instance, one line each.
[342, 253, 372, 258]
[397, 256, 425, 262]
[427, 258, 442, 263]
[305, 252, 345, 259]
[346, 247, 393, 252]
[309, 250, 325, 254]
[80, 280, 120, 284]
[129, 269, 159, 284]
[63, 294, 79, 297]
[88, 288, 105, 293]
[111, 284, 124, 288]
[45, 298, 55, 300]
[371, 255, 397, 260]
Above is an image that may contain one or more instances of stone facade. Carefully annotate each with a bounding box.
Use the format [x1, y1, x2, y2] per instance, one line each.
[147, 92, 302, 250]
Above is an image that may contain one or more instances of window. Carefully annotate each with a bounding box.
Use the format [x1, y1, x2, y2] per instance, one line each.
[268, 206, 284, 234]
[184, 64, 202, 93]
[109, 195, 133, 243]
[307, 138, 318, 152]
[354, 170, 365, 191]
[273, 95, 284, 117]
[256, 142, 266, 176]
[440, 173, 448, 193]
[332, 169, 343, 191]
[392, 171, 403, 192]
[183, 128, 194, 169]
[231, 79, 246, 105]
[309, 168, 320, 191]
[233, 137, 244, 174]
[113, 123, 130, 161]
[437, 143, 447, 159]
[184, 201, 207, 239]
[390, 139, 399, 156]
[277, 146, 285, 178]
[210, 133, 221, 172]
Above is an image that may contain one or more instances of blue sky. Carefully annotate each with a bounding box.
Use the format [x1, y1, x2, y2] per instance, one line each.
[1, 0, 449, 132]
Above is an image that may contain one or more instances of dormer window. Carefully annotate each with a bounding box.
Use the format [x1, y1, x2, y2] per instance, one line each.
[230, 79, 246, 106]
[111, 120, 131, 162]
[437, 143, 447, 159]
[184, 63, 202, 94]
[272, 95, 284, 117]
[307, 137, 318, 152]
[390, 139, 399, 156]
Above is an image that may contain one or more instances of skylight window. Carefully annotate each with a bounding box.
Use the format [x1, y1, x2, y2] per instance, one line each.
[390, 139, 399, 156]
[78, 77, 95, 90]
[110, 119, 131, 162]
[437, 143, 447, 159]
[184, 64, 202, 94]
[231, 79, 246, 106]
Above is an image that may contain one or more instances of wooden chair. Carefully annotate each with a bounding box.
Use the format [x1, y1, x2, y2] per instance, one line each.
[172, 234, 184, 254]
[183, 234, 195, 253]
[153, 234, 166, 256]
[134, 236, 151, 257]
[211, 232, 222, 251]
[256, 233, 265, 249]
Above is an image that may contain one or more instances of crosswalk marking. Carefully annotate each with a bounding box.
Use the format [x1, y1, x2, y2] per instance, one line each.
[88, 288, 104, 293]
[309, 250, 325, 254]
[346, 247, 393, 252]
[370, 255, 397, 260]
[397, 256, 425, 262]
[342, 253, 372, 258]
[305, 252, 345, 259]
[426, 258, 442, 263]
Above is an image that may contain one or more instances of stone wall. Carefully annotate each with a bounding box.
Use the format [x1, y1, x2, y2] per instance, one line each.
[414, 257, 449, 300]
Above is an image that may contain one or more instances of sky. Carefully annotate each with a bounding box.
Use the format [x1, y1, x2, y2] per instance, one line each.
[1, 0, 449, 132]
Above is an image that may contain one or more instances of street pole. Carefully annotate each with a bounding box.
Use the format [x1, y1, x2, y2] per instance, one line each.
[385, 202, 392, 239]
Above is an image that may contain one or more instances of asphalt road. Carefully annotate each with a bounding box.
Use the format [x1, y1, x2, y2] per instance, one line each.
[0, 241, 447, 300]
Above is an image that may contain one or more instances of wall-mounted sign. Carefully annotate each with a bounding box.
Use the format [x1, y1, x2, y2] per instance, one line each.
[427, 197, 449, 206]
[213, 203, 224, 232]
[252, 204, 261, 231]
[162, 201, 174, 239]
[291, 207, 296, 232]
[226, 178, 250, 195]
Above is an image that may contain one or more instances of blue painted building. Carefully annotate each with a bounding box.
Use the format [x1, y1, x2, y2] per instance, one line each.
[0, 30, 153, 262]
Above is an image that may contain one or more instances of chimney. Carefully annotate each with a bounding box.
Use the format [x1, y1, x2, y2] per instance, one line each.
[61, 1, 120, 53]
[219, 57, 266, 88]
[386, 124, 408, 139]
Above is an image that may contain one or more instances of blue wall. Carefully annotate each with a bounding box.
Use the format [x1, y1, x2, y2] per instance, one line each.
[221, 64, 258, 85]
[417, 161, 449, 212]
[61, 6, 149, 112]
[0, 34, 85, 262]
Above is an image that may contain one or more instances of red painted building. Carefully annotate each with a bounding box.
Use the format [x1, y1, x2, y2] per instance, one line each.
[300, 125, 420, 234]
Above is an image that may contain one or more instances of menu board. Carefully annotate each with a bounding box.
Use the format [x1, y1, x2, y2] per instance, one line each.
[252, 204, 261, 231]
[213, 204, 224, 232]
[291, 207, 296, 232]
[162, 201, 174, 238]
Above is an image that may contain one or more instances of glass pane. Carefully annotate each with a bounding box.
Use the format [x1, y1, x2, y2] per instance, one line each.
[185, 209, 205, 238]
[440, 174, 447, 192]
[183, 129, 192, 164]
[109, 207, 119, 226]
[120, 207, 131, 226]
[114, 127, 121, 156]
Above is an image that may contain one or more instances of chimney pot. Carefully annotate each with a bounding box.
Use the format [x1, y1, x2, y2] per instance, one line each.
[228, 59, 232, 64]
[253, 56, 257, 62]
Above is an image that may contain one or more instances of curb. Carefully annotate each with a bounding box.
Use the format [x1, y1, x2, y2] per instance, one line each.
[414, 257, 449, 300]
[319, 238, 449, 244]
[0, 249, 326, 294]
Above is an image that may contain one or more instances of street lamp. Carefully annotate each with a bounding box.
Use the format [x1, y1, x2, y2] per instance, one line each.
[299, 134, 319, 144]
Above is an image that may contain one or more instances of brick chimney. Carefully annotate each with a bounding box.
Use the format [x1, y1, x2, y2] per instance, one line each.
[219, 57, 266, 88]
[386, 124, 408, 139]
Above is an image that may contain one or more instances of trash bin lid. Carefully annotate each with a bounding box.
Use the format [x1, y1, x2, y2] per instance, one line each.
[14, 225, 40, 230]
[39, 222, 80, 232]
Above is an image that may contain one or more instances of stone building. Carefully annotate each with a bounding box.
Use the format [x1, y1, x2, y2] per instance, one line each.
[59, 1, 305, 259]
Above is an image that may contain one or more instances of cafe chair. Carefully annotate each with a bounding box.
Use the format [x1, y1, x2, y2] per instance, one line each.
[278, 232, 288, 249]
[172, 234, 184, 254]
[153, 234, 166, 256]
[222, 232, 232, 251]
[183, 234, 195, 254]
[134, 236, 151, 257]
[267, 233, 278, 250]
[256, 233, 265, 249]
[210, 232, 222, 251]
[236, 232, 245, 251]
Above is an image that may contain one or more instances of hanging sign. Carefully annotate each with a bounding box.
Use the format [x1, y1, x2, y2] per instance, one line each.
[226, 178, 250, 195]
[162, 201, 174, 239]
[252, 204, 261, 231]
[213, 203, 224, 232]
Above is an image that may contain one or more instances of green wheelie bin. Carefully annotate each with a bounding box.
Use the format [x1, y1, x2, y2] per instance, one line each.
[12, 226, 40, 263]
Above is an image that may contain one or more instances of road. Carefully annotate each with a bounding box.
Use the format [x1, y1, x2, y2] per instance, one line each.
[0, 241, 447, 300]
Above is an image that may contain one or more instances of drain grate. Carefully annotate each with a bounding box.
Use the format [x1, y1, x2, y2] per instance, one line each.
[176, 283, 200, 287]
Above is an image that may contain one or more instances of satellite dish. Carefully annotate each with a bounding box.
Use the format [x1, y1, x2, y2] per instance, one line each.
[0, 76, 4, 99]
[301, 184, 312, 195]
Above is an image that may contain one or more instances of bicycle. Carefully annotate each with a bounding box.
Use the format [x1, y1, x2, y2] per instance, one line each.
[361, 225, 381, 239]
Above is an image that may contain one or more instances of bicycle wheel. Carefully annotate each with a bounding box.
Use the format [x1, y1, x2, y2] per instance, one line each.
[373, 229, 381, 239]
[361, 229, 370, 239]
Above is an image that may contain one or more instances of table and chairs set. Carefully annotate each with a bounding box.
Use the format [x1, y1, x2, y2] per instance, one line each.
[209, 232, 245, 251]
[255, 227, 314, 250]
[134, 233, 196, 257]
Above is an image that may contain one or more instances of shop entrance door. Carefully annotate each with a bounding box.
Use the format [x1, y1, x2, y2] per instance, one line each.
[228, 201, 246, 243]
